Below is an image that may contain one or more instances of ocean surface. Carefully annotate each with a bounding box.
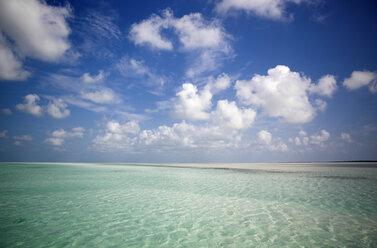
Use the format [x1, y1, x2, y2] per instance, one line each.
[0, 162, 376, 247]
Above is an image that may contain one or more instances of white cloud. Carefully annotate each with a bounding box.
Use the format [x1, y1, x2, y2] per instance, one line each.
[14, 141, 22, 146]
[93, 120, 140, 151]
[235, 65, 317, 123]
[309, 75, 337, 97]
[93, 120, 243, 152]
[212, 100, 256, 129]
[129, 9, 232, 77]
[205, 73, 231, 93]
[292, 129, 330, 148]
[0, 130, 8, 138]
[215, 0, 305, 20]
[117, 57, 149, 77]
[299, 130, 307, 136]
[130, 9, 229, 51]
[81, 88, 118, 104]
[172, 12, 227, 50]
[16, 94, 43, 117]
[13, 135, 33, 141]
[293, 130, 309, 146]
[106, 120, 140, 135]
[314, 98, 327, 112]
[258, 130, 272, 145]
[173, 73, 233, 121]
[47, 99, 70, 119]
[340, 132, 352, 143]
[310, 129, 330, 146]
[81, 70, 104, 83]
[0, 0, 71, 62]
[45, 127, 84, 147]
[129, 10, 172, 50]
[0, 33, 30, 81]
[257, 130, 288, 152]
[173, 83, 213, 120]
[343, 70, 377, 93]
[1, 108, 12, 115]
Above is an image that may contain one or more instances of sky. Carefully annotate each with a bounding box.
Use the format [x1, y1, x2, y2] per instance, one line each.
[0, 0, 377, 163]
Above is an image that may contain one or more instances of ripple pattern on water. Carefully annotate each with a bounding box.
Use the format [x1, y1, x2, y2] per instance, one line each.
[0, 163, 377, 247]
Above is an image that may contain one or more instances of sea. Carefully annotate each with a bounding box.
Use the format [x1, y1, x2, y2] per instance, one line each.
[0, 162, 376, 247]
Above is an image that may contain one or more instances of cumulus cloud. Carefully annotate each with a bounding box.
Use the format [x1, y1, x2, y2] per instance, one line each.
[16, 94, 71, 119]
[212, 100, 256, 129]
[235, 65, 319, 123]
[139, 122, 242, 150]
[81, 88, 118, 104]
[340, 132, 352, 143]
[172, 73, 235, 121]
[291, 129, 330, 148]
[13, 135, 33, 141]
[45, 127, 84, 147]
[0, 0, 71, 61]
[0, 0, 71, 80]
[172, 12, 227, 50]
[309, 75, 337, 97]
[205, 73, 231, 93]
[257, 130, 288, 151]
[16, 94, 44, 117]
[106, 120, 140, 135]
[0, 33, 30, 81]
[0, 130, 8, 138]
[292, 130, 309, 146]
[310, 130, 330, 146]
[47, 99, 70, 119]
[173, 83, 213, 120]
[93, 120, 243, 152]
[93, 121, 140, 151]
[215, 0, 305, 20]
[81, 70, 104, 83]
[343, 70, 377, 93]
[258, 130, 272, 145]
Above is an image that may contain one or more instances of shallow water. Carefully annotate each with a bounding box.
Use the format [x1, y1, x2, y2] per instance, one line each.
[0, 163, 376, 247]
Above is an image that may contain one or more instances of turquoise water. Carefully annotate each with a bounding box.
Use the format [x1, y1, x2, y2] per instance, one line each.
[0, 163, 377, 247]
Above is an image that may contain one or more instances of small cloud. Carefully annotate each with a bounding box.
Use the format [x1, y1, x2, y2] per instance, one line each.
[1, 108, 12, 115]
[343, 70, 377, 93]
[310, 130, 330, 147]
[13, 135, 33, 141]
[45, 127, 85, 147]
[0, 130, 8, 138]
[215, 0, 306, 21]
[81, 70, 104, 83]
[14, 141, 22, 146]
[81, 88, 119, 104]
[309, 75, 337, 97]
[315, 99, 327, 112]
[16, 94, 43, 117]
[258, 130, 272, 145]
[47, 99, 70, 119]
[340, 132, 352, 143]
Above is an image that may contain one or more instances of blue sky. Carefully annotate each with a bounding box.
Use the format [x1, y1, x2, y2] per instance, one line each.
[0, 0, 376, 162]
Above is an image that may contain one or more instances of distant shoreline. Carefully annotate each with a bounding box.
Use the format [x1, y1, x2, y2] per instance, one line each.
[1, 161, 377, 171]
